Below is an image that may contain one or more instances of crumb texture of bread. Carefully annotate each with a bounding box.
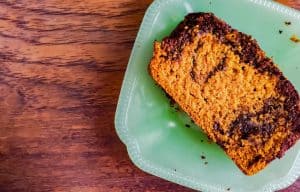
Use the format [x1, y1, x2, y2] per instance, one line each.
[149, 13, 300, 175]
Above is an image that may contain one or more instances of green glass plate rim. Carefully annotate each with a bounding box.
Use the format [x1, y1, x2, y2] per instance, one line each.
[114, 0, 300, 191]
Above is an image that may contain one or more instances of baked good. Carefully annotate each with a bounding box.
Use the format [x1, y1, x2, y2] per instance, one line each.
[149, 12, 300, 175]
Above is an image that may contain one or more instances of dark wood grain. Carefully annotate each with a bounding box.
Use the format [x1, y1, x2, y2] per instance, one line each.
[0, 0, 298, 191]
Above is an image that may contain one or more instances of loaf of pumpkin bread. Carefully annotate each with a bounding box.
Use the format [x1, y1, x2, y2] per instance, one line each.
[149, 12, 300, 175]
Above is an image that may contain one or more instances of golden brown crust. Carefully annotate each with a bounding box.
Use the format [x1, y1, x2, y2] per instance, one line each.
[149, 12, 300, 175]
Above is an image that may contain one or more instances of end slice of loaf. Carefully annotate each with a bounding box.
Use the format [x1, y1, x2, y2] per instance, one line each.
[149, 12, 300, 175]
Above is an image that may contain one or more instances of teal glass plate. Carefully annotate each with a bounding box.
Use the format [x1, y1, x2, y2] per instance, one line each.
[115, 0, 300, 191]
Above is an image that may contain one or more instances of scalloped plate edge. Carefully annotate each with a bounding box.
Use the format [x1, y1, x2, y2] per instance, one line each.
[114, 0, 300, 191]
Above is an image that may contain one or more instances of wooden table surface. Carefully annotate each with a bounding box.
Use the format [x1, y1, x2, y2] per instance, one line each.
[0, 0, 299, 191]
